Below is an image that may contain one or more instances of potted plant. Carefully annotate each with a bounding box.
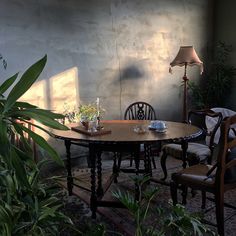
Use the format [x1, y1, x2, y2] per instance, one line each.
[77, 103, 105, 130]
[0, 55, 82, 235]
[189, 41, 236, 109]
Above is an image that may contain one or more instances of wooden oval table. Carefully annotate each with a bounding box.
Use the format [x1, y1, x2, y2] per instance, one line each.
[52, 120, 202, 218]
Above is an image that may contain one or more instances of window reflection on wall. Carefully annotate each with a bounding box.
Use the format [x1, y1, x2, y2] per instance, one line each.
[20, 67, 79, 113]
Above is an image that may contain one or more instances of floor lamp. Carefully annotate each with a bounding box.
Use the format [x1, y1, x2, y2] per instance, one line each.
[169, 46, 203, 122]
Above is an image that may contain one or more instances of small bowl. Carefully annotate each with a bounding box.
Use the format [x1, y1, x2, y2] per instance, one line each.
[134, 125, 146, 134]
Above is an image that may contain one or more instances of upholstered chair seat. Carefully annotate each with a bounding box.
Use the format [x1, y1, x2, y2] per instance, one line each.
[163, 142, 211, 163]
[160, 109, 223, 181]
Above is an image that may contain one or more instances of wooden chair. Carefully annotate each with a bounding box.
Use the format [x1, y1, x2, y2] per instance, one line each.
[113, 102, 159, 181]
[124, 101, 156, 120]
[170, 114, 236, 236]
[124, 102, 159, 168]
[160, 109, 223, 180]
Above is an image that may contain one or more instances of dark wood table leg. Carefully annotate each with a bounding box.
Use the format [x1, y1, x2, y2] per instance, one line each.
[90, 143, 97, 219]
[96, 149, 104, 197]
[113, 152, 118, 183]
[144, 143, 152, 177]
[181, 139, 188, 169]
[65, 139, 73, 196]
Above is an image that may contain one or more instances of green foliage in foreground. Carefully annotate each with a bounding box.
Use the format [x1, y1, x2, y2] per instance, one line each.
[113, 176, 216, 236]
[0, 55, 78, 235]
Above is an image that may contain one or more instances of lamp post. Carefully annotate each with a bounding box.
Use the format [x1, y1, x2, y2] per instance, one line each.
[170, 46, 203, 122]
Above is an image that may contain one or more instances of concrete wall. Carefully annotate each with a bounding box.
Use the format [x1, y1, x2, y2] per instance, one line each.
[0, 0, 213, 122]
[214, 0, 236, 110]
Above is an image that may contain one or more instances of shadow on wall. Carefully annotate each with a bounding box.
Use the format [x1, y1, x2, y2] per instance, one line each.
[109, 62, 148, 118]
[120, 64, 144, 81]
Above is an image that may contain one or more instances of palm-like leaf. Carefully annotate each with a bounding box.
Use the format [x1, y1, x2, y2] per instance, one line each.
[0, 73, 18, 97]
[0, 55, 74, 235]
[4, 55, 47, 113]
[19, 124, 64, 166]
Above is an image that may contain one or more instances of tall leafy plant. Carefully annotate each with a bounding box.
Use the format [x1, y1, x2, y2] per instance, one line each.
[0, 55, 77, 235]
[189, 42, 236, 108]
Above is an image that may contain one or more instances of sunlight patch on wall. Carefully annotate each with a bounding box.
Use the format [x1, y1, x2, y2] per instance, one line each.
[49, 67, 79, 113]
[20, 80, 46, 108]
[19, 67, 80, 155]
[19, 67, 79, 113]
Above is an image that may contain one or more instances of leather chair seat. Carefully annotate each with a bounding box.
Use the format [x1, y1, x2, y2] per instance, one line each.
[172, 164, 215, 189]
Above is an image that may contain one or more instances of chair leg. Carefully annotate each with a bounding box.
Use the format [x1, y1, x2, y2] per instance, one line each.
[201, 191, 206, 209]
[160, 149, 168, 180]
[181, 185, 188, 205]
[188, 159, 198, 197]
[117, 152, 122, 170]
[113, 152, 122, 183]
[130, 157, 133, 167]
[151, 155, 157, 169]
[130, 152, 135, 167]
[215, 192, 224, 236]
[113, 152, 118, 183]
[170, 181, 178, 205]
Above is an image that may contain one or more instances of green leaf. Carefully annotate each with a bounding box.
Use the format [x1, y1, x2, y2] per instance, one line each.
[0, 120, 10, 160]
[12, 122, 32, 153]
[38, 205, 61, 221]
[4, 55, 47, 112]
[12, 110, 68, 130]
[24, 108, 65, 119]
[0, 203, 12, 224]
[11, 148, 31, 189]
[14, 101, 38, 109]
[20, 124, 64, 166]
[0, 73, 18, 96]
[13, 145, 36, 168]
[112, 189, 138, 214]
[18, 119, 62, 137]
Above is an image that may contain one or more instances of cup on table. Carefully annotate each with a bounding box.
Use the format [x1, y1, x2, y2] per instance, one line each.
[150, 120, 167, 131]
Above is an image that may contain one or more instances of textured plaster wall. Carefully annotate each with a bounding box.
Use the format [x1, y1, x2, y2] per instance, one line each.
[214, 0, 236, 110]
[0, 0, 213, 121]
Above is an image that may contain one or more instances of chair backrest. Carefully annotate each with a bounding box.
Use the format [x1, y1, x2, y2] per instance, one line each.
[188, 109, 223, 151]
[206, 107, 236, 144]
[124, 102, 156, 120]
[214, 115, 236, 187]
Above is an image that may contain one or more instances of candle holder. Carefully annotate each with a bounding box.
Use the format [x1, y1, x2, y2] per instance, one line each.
[96, 116, 101, 130]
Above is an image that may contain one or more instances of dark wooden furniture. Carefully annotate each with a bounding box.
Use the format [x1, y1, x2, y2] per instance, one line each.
[160, 109, 223, 180]
[170, 115, 236, 236]
[52, 120, 202, 218]
[206, 107, 236, 144]
[124, 102, 157, 120]
[121, 101, 157, 169]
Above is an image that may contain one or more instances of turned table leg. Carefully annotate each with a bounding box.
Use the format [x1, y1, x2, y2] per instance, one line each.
[65, 140, 73, 196]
